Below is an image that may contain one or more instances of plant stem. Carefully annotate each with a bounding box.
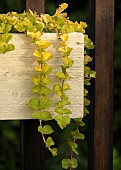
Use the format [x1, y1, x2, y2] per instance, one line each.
[39, 120, 46, 143]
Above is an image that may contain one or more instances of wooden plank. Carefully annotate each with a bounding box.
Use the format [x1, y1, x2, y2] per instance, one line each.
[20, 120, 45, 170]
[26, 0, 45, 14]
[20, 1, 45, 170]
[0, 33, 84, 120]
[88, 0, 114, 170]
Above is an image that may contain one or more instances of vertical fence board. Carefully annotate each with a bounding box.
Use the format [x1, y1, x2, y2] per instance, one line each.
[26, 0, 45, 14]
[88, 0, 114, 170]
[20, 120, 45, 170]
[20, 0, 45, 170]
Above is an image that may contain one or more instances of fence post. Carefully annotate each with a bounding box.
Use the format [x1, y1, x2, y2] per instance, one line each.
[88, 0, 114, 170]
[20, 1, 45, 170]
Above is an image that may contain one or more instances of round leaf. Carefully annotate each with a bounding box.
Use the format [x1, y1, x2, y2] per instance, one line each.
[29, 98, 40, 110]
[62, 159, 70, 169]
[38, 125, 54, 134]
[46, 137, 55, 148]
[56, 72, 66, 80]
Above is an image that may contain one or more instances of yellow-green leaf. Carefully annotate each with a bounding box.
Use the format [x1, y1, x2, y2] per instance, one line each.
[56, 72, 66, 80]
[63, 84, 71, 90]
[36, 40, 51, 49]
[63, 57, 74, 68]
[55, 107, 63, 114]
[84, 55, 92, 65]
[40, 111, 53, 121]
[42, 64, 52, 74]
[41, 76, 51, 85]
[33, 50, 43, 60]
[63, 108, 72, 114]
[38, 125, 54, 134]
[32, 85, 51, 95]
[35, 65, 42, 72]
[71, 158, 78, 169]
[60, 3, 68, 10]
[29, 98, 40, 110]
[50, 148, 57, 157]
[46, 137, 55, 148]
[53, 84, 62, 92]
[42, 51, 53, 61]
[27, 31, 42, 39]
[32, 111, 41, 119]
[40, 96, 52, 109]
[54, 115, 71, 129]
[60, 34, 68, 42]
[62, 159, 70, 169]
[32, 76, 40, 85]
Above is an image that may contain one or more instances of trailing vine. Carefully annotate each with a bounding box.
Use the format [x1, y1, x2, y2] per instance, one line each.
[0, 3, 96, 169]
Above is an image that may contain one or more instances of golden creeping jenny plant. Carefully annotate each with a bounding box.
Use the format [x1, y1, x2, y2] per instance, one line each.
[0, 3, 96, 169]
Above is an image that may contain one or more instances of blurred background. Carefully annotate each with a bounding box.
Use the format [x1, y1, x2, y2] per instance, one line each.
[0, 0, 120, 170]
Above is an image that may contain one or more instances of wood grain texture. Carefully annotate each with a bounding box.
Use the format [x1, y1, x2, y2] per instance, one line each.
[26, 0, 45, 14]
[88, 0, 114, 170]
[0, 33, 84, 120]
[20, 120, 45, 170]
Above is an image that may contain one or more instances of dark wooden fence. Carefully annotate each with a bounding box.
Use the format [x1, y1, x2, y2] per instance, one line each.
[19, 0, 114, 170]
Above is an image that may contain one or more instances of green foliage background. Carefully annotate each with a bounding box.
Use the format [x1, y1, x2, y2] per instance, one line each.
[0, 0, 120, 170]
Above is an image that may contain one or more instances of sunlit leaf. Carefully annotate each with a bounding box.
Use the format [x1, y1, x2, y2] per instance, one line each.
[29, 98, 40, 110]
[60, 3, 68, 10]
[40, 96, 52, 109]
[32, 111, 41, 119]
[80, 21, 87, 28]
[54, 115, 70, 129]
[60, 34, 68, 42]
[42, 63, 52, 74]
[40, 111, 53, 121]
[1, 33, 12, 43]
[63, 84, 71, 90]
[42, 51, 53, 61]
[38, 125, 54, 134]
[63, 108, 72, 114]
[35, 65, 42, 71]
[32, 76, 40, 85]
[32, 85, 51, 95]
[33, 50, 43, 60]
[63, 57, 74, 68]
[14, 23, 26, 32]
[55, 107, 63, 114]
[50, 148, 58, 157]
[46, 137, 55, 148]
[71, 129, 85, 140]
[41, 76, 51, 85]
[32, 111, 52, 121]
[84, 55, 92, 65]
[68, 141, 79, 155]
[56, 72, 66, 80]
[36, 40, 51, 49]
[53, 84, 62, 92]
[27, 31, 42, 39]
[41, 14, 52, 24]
[84, 34, 95, 49]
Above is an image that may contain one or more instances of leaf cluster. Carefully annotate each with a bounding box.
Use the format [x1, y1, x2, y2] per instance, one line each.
[0, 3, 96, 170]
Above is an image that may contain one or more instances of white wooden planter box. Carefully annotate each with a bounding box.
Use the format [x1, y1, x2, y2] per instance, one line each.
[0, 33, 84, 120]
